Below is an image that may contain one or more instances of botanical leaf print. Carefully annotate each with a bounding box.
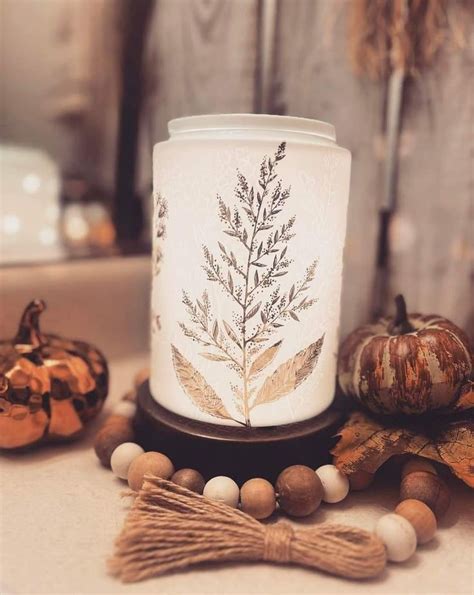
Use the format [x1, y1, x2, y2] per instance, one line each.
[153, 192, 168, 276]
[249, 341, 282, 377]
[252, 335, 324, 408]
[175, 143, 324, 426]
[171, 345, 232, 420]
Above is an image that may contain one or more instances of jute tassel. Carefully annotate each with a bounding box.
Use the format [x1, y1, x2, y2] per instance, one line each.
[109, 475, 387, 582]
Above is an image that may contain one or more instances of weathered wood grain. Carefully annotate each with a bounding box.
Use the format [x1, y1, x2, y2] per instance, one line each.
[270, 0, 385, 338]
[138, 0, 259, 190]
[140, 0, 259, 146]
[388, 5, 474, 338]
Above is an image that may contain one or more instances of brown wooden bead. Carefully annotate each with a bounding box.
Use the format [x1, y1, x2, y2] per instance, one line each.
[171, 468, 206, 494]
[348, 470, 374, 491]
[240, 478, 276, 519]
[275, 465, 323, 517]
[395, 499, 437, 544]
[94, 421, 135, 467]
[103, 414, 133, 428]
[401, 458, 438, 479]
[128, 451, 175, 491]
[400, 471, 451, 519]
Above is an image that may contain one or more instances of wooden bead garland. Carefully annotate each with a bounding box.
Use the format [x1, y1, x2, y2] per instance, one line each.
[315, 464, 350, 503]
[375, 513, 417, 562]
[240, 478, 276, 520]
[94, 417, 135, 467]
[95, 385, 454, 578]
[401, 458, 438, 479]
[110, 442, 145, 480]
[395, 499, 437, 544]
[348, 470, 374, 491]
[400, 471, 451, 519]
[276, 465, 323, 517]
[127, 451, 175, 491]
[203, 476, 240, 508]
[171, 468, 206, 494]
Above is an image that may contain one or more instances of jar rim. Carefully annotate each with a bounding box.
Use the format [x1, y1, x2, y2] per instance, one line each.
[168, 114, 336, 142]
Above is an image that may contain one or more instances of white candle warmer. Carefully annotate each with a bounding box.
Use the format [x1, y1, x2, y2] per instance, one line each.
[151, 115, 351, 428]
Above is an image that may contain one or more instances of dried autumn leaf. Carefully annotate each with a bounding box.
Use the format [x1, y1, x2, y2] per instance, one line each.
[252, 335, 324, 409]
[331, 410, 474, 488]
[449, 380, 474, 413]
[171, 345, 231, 420]
[331, 411, 434, 475]
[249, 341, 282, 377]
[434, 421, 474, 487]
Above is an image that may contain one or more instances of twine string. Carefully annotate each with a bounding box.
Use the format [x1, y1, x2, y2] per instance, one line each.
[109, 475, 387, 583]
[263, 523, 294, 563]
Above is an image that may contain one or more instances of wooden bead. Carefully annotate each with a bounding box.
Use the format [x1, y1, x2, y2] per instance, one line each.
[112, 400, 137, 419]
[171, 468, 206, 494]
[375, 513, 417, 562]
[134, 367, 150, 388]
[400, 471, 451, 519]
[395, 499, 437, 544]
[240, 478, 276, 519]
[103, 414, 133, 428]
[275, 465, 323, 517]
[203, 476, 240, 508]
[94, 420, 134, 467]
[348, 470, 374, 491]
[315, 465, 350, 503]
[128, 451, 175, 491]
[401, 458, 437, 479]
[110, 442, 144, 480]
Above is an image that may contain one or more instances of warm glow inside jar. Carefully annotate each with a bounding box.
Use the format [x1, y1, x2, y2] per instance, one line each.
[151, 114, 351, 427]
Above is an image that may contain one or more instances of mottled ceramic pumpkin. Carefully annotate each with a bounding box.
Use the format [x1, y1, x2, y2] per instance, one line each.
[0, 300, 108, 449]
[338, 295, 472, 415]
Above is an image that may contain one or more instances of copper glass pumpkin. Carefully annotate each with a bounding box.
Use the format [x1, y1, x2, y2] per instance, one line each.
[0, 300, 108, 449]
[338, 296, 472, 415]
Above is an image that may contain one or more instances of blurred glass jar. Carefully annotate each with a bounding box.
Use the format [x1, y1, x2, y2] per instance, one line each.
[0, 145, 65, 264]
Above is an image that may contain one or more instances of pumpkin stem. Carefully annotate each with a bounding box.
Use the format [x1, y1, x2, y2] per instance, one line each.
[15, 299, 47, 348]
[390, 294, 415, 334]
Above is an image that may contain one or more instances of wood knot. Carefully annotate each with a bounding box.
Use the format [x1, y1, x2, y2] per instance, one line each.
[263, 522, 294, 563]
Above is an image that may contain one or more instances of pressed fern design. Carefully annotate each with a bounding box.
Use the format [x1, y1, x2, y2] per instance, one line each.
[152, 192, 168, 334]
[172, 143, 324, 426]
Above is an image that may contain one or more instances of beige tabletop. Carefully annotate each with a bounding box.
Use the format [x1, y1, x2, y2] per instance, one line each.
[1, 353, 473, 595]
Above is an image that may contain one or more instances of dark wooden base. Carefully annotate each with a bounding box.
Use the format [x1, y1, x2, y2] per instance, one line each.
[135, 381, 345, 483]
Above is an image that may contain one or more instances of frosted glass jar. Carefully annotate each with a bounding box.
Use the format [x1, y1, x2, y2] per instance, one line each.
[151, 114, 351, 428]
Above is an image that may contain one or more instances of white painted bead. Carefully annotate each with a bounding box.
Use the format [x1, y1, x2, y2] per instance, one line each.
[375, 513, 417, 562]
[112, 400, 137, 419]
[203, 476, 239, 508]
[315, 464, 350, 503]
[110, 442, 144, 480]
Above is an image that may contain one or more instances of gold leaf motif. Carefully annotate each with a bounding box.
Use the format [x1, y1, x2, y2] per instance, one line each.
[252, 335, 324, 408]
[171, 345, 231, 420]
[249, 341, 282, 377]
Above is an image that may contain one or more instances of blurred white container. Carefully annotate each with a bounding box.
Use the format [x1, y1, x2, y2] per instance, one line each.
[151, 115, 351, 427]
[0, 145, 64, 264]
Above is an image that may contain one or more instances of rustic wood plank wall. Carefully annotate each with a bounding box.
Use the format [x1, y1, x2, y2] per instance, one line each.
[269, 0, 384, 338]
[388, 3, 474, 336]
[142, 0, 473, 339]
[138, 0, 259, 188]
